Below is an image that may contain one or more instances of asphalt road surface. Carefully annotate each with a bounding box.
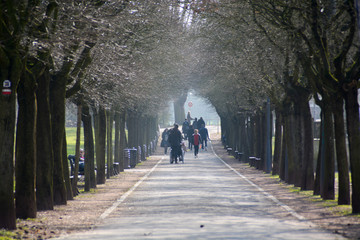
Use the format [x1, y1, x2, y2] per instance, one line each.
[59, 142, 343, 240]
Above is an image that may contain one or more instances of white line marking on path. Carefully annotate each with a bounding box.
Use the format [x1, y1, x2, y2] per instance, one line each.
[210, 144, 309, 222]
[99, 156, 164, 220]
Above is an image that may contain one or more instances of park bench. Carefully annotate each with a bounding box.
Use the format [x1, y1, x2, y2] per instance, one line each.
[113, 162, 120, 175]
[237, 152, 243, 161]
[249, 157, 261, 169]
[227, 147, 232, 154]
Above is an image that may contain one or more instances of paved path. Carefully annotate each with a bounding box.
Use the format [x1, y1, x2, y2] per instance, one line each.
[59, 142, 343, 239]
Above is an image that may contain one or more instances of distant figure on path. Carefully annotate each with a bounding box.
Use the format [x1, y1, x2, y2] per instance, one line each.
[192, 129, 202, 158]
[187, 125, 194, 150]
[182, 119, 190, 140]
[199, 124, 210, 151]
[187, 111, 193, 124]
[168, 124, 183, 163]
[197, 117, 205, 128]
[80, 148, 85, 160]
[161, 128, 169, 154]
[192, 117, 198, 130]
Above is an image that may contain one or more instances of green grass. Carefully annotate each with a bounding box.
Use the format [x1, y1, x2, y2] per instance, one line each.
[78, 188, 98, 195]
[331, 205, 353, 216]
[0, 229, 17, 240]
[281, 181, 360, 217]
[65, 127, 85, 156]
[65, 127, 126, 156]
[269, 174, 279, 179]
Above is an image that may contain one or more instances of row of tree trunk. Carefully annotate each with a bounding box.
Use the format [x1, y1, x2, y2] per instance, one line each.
[219, 91, 359, 213]
[0, 81, 160, 230]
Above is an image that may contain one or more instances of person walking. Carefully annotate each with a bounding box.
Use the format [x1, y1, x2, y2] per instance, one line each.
[198, 117, 205, 128]
[182, 119, 190, 140]
[161, 128, 169, 154]
[193, 129, 202, 158]
[199, 124, 210, 151]
[168, 124, 182, 163]
[186, 111, 193, 124]
[192, 117, 198, 130]
[187, 125, 194, 150]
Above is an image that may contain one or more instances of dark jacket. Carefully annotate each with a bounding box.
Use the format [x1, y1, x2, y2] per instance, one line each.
[168, 128, 182, 147]
[198, 118, 205, 128]
[187, 126, 194, 144]
[161, 130, 169, 147]
[199, 127, 209, 140]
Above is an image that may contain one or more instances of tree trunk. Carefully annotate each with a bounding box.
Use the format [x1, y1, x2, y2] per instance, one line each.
[333, 100, 350, 205]
[344, 86, 360, 213]
[174, 93, 187, 124]
[320, 105, 335, 200]
[238, 114, 247, 161]
[127, 112, 137, 148]
[36, 68, 54, 210]
[96, 106, 106, 184]
[89, 104, 97, 188]
[232, 116, 239, 155]
[313, 113, 323, 196]
[50, 75, 67, 205]
[284, 112, 296, 184]
[261, 110, 267, 171]
[279, 125, 287, 181]
[273, 109, 282, 175]
[220, 115, 227, 146]
[107, 109, 114, 178]
[145, 117, 151, 152]
[62, 131, 73, 200]
[119, 111, 127, 172]
[221, 115, 231, 148]
[293, 102, 304, 188]
[82, 103, 96, 191]
[114, 110, 121, 171]
[264, 100, 272, 173]
[243, 115, 251, 161]
[15, 72, 37, 219]
[0, 50, 21, 230]
[299, 98, 314, 190]
[251, 114, 262, 157]
[72, 103, 82, 196]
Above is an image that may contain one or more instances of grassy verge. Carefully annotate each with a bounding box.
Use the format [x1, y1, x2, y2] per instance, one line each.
[66, 127, 85, 156]
[279, 177, 358, 218]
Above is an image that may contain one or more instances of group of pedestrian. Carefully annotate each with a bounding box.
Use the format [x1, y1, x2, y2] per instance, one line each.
[161, 111, 210, 159]
[161, 124, 184, 163]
